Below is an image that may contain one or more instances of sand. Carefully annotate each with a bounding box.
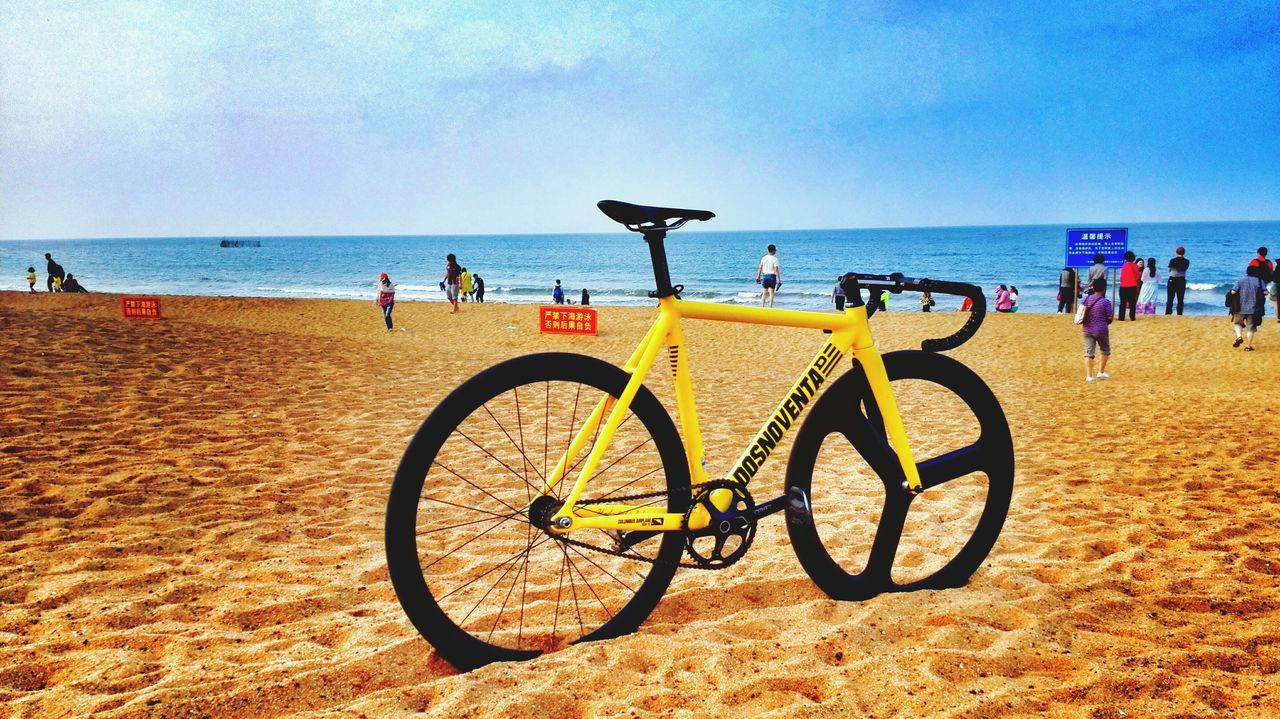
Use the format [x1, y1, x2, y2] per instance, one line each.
[2, 291, 1279, 718]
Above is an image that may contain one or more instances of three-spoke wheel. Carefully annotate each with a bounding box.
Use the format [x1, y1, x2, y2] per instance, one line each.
[386, 353, 689, 671]
[785, 350, 1014, 599]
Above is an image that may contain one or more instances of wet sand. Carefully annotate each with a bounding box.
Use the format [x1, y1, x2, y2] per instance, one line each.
[2, 291, 1278, 718]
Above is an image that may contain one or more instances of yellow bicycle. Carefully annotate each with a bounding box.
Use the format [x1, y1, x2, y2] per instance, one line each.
[386, 201, 1014, 670]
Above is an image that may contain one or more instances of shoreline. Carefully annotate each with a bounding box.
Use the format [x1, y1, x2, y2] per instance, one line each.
[3, 293, 1278, 717]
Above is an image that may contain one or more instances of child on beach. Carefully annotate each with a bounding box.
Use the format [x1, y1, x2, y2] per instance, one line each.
[1079, 277, 1113, 381]
[443, 254, 462, 313]
[50, 275, 62, 292]
[460, 267, 473, 302]
[376, 273, 396, 331]
[27, 267, 37, 292]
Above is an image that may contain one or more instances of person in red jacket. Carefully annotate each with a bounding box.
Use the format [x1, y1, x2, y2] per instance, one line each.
[1249, 247, 1278, 324]
[1117, 251, 1140, 321]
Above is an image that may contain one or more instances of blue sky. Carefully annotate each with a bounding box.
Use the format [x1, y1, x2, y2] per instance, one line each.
[1, 1, 1277, 238]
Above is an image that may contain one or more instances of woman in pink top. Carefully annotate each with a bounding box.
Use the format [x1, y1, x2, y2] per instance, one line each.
[994, 284, 1013, 313]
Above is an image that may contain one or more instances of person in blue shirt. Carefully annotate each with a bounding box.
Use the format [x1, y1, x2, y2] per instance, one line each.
[552, 279, 565, 305]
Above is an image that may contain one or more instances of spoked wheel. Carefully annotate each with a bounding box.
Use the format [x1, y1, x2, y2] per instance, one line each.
[386, 353, 690, 671]
[785, 350, 1014, 600]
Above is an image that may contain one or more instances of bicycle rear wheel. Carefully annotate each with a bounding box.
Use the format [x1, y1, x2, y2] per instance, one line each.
[785, 350, 1014, 600]
[386, 352, 690, 670]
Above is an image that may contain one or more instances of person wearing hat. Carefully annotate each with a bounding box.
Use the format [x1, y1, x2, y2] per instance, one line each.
[1166, 246, 1190, 315]
[375, 272, 397, 331]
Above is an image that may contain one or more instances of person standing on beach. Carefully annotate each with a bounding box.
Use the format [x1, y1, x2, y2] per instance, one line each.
[1138, 257, 1159, 315]
[27, 267, 37, 293]
[473, 274, 485, 303]
[581, 288, 590, 306]
[1085, 254, 1107, 295]
[755, 244, 780, 308]
[460, 267, 473, 302]
[375, 273, 396, 331]
[44, 253, 65, 292]
[1057, 266, 1077, 313]
[443, 254, 462, 314]
[831, 277, 846, 312]
[1166, 247, 1190, 314]
[1117, 251, 1140, 321]
[1229, 265, 1266, 351]
[1247, 247, 1276, 324]
[1080, 277, 1113, 381]
[552, 280, 565, 305]
[920, 291, 934, 312]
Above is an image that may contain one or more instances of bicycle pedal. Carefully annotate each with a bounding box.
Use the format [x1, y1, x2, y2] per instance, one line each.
[785, 486, 813, 527]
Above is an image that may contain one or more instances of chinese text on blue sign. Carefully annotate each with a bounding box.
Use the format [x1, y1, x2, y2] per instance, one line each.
[1066, 229, 1129, 268]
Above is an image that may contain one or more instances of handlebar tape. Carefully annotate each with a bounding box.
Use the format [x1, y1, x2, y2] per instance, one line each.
[837, 273, 986, 352]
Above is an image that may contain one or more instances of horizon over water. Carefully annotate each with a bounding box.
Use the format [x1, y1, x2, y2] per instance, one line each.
[3, 220, 1276, 315]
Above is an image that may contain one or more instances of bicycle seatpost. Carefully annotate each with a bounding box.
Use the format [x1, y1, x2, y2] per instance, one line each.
[644, 230, 678, 298]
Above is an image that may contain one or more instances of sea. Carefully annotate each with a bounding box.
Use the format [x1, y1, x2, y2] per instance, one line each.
[3, 221, 1276, 315]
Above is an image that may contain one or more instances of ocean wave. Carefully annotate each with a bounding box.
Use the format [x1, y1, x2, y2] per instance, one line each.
[1186, 282, 1226, 291]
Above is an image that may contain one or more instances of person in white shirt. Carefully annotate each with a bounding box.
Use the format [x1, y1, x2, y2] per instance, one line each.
[755, 244, 781, 307]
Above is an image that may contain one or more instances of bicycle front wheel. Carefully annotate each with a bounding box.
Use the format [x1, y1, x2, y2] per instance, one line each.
[785, 350, 1014, 600]
[386, 352, 690, 671]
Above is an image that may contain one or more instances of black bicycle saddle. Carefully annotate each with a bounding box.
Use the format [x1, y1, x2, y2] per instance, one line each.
[597, 200, 715, 229]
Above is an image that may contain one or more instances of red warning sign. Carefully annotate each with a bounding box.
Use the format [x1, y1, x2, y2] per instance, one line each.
[540, 306, 597, 335]
[121, 296, 162, 320]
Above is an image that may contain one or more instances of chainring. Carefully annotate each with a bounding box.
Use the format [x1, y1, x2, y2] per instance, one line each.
[681, 480, 757, 569]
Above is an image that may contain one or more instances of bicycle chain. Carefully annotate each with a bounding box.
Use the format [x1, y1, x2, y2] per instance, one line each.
[547, 482, 728, 570]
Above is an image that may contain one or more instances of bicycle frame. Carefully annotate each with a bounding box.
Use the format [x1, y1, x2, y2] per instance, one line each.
[544, 296, 922, 533]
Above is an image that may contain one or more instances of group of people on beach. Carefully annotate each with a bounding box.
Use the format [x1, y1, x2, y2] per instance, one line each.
[373, 253, 489, 331]
[26, 253, 88, 293]
[1064, 247, 1191, 318]
[1075, 244, 1279, 380]
[551, 279, 590, 306]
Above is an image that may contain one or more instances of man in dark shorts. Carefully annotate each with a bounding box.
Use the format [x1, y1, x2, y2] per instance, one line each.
[755, 244, 780, 307]
[1166, 246, 1189, 315]
[44, 253, 65, 292]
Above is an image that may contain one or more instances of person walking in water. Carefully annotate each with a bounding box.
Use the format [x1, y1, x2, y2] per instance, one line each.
[1079, 277, 1113, 381]
[755, 244, 780, 307]
[375, 273, 397, 331]
[1137, 257, 1159, 314]
[44, 253, 65, 292]
[1166, 246, 1189, 315]
[443, 254, 462, 314]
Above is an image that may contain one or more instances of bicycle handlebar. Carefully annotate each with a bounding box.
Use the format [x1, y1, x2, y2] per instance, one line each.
[837, 272, 986, 352]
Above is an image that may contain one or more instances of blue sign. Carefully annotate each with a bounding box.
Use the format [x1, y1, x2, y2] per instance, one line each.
[1066, 228, 1128, 268]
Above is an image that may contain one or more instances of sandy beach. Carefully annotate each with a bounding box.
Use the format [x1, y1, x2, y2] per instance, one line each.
[2, 291, 1279, 718]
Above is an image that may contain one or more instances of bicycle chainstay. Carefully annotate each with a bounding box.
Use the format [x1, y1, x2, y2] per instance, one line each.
[548, 482, 732, 570]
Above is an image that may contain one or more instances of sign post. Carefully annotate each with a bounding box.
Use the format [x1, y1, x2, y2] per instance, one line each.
[1066, 228, 1129, 312]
